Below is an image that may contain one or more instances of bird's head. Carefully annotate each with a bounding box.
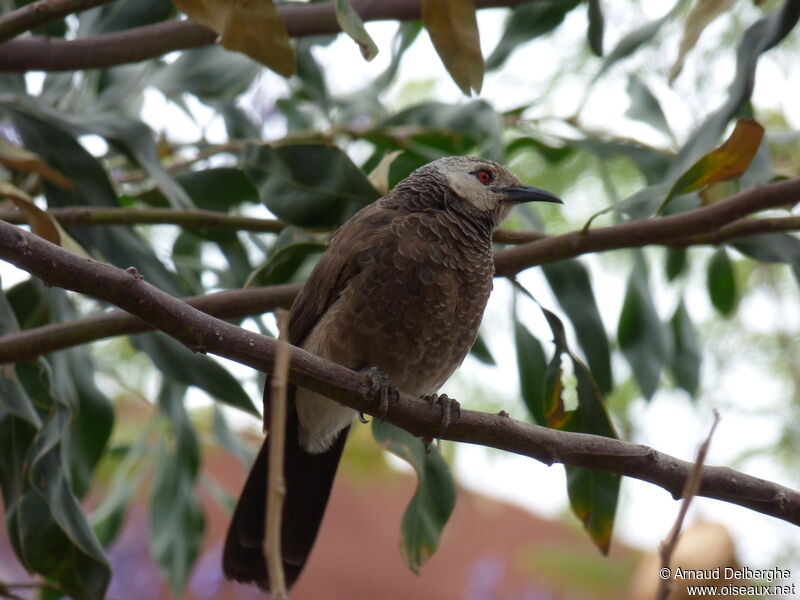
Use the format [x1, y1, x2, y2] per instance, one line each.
[423, 156, 562, 228]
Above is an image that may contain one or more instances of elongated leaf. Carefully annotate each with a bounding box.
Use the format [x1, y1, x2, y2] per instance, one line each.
[663, 119, 764, 210]
[244, 143, 380, 227]
[707, 247, 737, 316]
[131, 333, 258, 416]
[665, 247, 687, 281]
[246, 239, 327, 287]
[486, 0, 582, 70]
[731, 233, 800, 285]
[372, 421, 456, 573]
[150, 382, 204, 596]
[212, 405, 256, 466]
[336, 0, 379, 60]
[668, 0, 800, 178]
[625, 74, 672, 139]
[587, 0, 605, 56]
[669, 299, 701, 396]
[0, 181, 60, 244]
[616, 253, 672, 399]
[592, 2, 680, 83]
[0, 137, 73, 189]
[512, 284, 619, 552]
[150, 45, 260, 102]
[469, 331, 496, 366]
[543, 260, 613, 394]
[174, 0, 295, 76]
[3, 103, 184, 296]
[669, 0, 734, 83]
[514, 319, 548, 425]
[422, 0, 484, 95]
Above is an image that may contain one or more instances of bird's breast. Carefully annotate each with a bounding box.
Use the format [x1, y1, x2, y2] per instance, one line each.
[309, 212, 494, 396]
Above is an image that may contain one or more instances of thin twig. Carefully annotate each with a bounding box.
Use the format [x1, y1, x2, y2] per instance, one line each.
[1, 220, 799, 527]
[265, 309, 291, 599]
[656, 410, 722, 600]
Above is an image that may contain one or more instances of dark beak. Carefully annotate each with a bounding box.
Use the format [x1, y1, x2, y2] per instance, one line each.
[502, 185, 562, 204]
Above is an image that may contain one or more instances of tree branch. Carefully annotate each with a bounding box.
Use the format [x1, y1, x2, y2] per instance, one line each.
[493, 178, 800, 277]
[0, 282, 298, 363]
[0, 0, 540, 72]
[1, 219, 799, 528]
[2, 178, 799, 361]
[0, 0, 117, 44]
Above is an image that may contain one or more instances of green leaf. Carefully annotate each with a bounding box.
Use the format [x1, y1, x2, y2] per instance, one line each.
[150, 45, 260, 102]
[663, 119, 764, 210]
[469, 331, 495, 366]
[212, 405, 256, 466]
[669, 299, 701, 396]
[616, 253, 672, 399]
[10, 402, 111, 600]
[592, 2, 680, 83]
[131, 333, 259, 416]
[731, 233, 800, 285]
[336, 0, 379, 60]
[244, 143, 380, 227]
[513, 289, 619, 553]
[92, 0, 174, 34]
[294, 38, 332, 114]
[668, 0, 800, 179]
[91, 439, 151, 547]
[3, 102, 184, 296]
[150, 382, 204, 596]
[378, 100, 504, 161]
[707, 247, 737, 316]
[246, 239, 327, 287]
[514, 319, 548, 425]
[372, 421, 456, 573]
[486, 0, 582, 70]
[136, 167, 259, 210]
[422, 0, 484, 95]
[587, 0, 605, 56]
[625, 74, 672, 139]
[543, 260, 613, 394]
[665, 247, 687, 281]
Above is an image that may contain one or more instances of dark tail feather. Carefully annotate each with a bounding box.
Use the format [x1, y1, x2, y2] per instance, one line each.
[222, 397, 348, 590]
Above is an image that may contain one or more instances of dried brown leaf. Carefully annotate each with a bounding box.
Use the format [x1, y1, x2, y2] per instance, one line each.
[173, 0, 295, 76]
[422, 0, 484, 95]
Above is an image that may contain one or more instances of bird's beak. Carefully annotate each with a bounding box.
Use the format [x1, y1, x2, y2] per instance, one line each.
[501, 185, 562, 204]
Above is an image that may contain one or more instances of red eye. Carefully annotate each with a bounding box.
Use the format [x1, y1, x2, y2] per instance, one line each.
[475, 170, 493, 184]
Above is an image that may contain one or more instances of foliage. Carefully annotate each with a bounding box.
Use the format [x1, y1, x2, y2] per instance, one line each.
[0, 0, 799, 597]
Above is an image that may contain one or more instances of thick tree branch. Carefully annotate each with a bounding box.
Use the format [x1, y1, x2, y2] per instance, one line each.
[1, 178, 799, 361]
[0, 219, 799, 527]
[0, 0, 539, 72]
[0, 0, 117, 44]
[493, 178, 800, 276]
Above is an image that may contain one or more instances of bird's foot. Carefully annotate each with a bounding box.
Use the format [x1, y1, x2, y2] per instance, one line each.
[423, 393, 461, 442]
[361, 367, 399, 424]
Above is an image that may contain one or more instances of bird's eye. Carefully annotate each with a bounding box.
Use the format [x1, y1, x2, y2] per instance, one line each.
[475, 170, 493, 185]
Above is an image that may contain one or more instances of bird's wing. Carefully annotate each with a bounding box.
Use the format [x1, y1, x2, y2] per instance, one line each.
[288, 201, 394, 347]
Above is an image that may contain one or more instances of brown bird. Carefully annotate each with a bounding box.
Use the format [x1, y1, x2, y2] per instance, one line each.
[222, 156, 561, 590]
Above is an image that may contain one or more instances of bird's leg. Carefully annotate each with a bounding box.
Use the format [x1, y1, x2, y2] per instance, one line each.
[361, 367, 399, 424]
[422, 393, 461, 441]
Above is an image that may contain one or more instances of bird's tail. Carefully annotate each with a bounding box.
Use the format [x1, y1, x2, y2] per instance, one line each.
[222, 396, 349, 590]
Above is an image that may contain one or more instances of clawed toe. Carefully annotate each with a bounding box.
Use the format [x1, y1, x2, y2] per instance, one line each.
[423, 392, 461, 440]
[362, 367, 399, 424]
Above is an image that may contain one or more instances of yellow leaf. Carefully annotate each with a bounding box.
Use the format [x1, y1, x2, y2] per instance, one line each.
[0, 181, 60, 244]
[663, 118, 764, 210]
[0, 139, 74, 190]
[422, 0, 484, 95]
[173, 0, 295, 76]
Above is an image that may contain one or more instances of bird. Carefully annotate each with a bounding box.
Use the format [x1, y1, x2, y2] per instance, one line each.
[222, 155, 562, 591]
